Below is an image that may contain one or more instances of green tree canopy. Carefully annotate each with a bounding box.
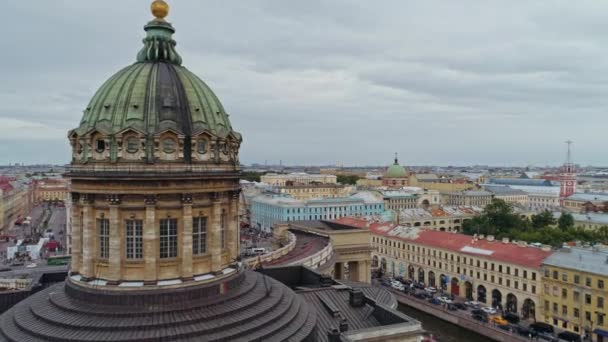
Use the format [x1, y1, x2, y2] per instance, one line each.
[558, 212, 575, 231]
[337, 175, 360, 185]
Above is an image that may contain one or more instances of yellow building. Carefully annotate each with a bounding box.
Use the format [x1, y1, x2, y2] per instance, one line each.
[363, 220, 551, 320]
[277, 183, 353, 200]
[541, 247, 608, 341]
[35, 178, 69, 202]
[408, 174, 475, 193]
[260, 172, 337, 186]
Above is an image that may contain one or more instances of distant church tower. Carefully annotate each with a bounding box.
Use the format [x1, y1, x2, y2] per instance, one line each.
[559, 140, 576, 205]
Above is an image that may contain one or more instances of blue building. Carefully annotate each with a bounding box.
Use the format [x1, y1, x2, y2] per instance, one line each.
[250, 191, 385, 232]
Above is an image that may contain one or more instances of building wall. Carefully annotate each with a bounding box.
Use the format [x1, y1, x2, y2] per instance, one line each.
[278, 184, 352, 200]
[541, 264, 608, 340]
[528, 193, 560, 209]
[260, 173, 337, 186]
[372, 235, 542, 320]
[251, 198, 385, 232]
[442, 193, 493, 207]
[493, 194, 529, 206]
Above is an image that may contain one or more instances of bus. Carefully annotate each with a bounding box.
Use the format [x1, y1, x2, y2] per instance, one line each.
[47, 255, 71, 266]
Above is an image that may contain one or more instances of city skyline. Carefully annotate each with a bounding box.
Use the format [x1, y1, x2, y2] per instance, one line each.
[3, 1, 608, 166]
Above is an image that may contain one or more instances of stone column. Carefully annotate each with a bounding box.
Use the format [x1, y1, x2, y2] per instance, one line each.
[358, 260, 370, 283]
[70, 193, 82, 274]
[181, 194, 193, 280]
[80, 195, 94, 281]
[334, 262, 343, 280]
[144, 196, 157, 284]
[210, 193, 222, 273]
[227, 191, 239, 263]
[348, 261, 359, 282]
[108, 195, 121, 283]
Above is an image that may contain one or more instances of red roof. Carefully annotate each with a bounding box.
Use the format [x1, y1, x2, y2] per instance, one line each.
[367, 222, 552, 268]
[332, 217, 368, 229]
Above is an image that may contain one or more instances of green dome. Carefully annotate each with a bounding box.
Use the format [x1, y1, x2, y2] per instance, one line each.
[385, 156, 407, 178]
[69, 18, 241, 154]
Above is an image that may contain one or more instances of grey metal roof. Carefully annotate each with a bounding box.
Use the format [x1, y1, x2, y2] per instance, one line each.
[542, 247, 608, 276]
[489, 178, 554, 186]
[483, 185, 528, 196]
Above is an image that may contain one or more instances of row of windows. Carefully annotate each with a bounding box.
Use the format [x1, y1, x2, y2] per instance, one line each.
[96, 214, 224, 260]
[546, 284, 605, 308]
[544, 301, 605, 326]
[547, 269, 604, 289]
[373, 238, 536, 280]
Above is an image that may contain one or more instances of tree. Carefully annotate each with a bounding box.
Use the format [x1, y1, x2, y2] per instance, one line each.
[531, 210, 556, 229]
[241, 172, 262, 182]
[337, 175, 360, 185]
[558, 212, 575, 231]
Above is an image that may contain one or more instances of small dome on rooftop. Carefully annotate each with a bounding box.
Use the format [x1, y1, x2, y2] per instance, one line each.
[385, 154, 407, 178]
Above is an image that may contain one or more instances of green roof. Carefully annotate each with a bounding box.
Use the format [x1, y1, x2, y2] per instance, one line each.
[70, 18, 240, 141]
[385, 157, 407, 178]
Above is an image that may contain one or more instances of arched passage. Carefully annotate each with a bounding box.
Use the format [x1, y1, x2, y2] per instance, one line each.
[380, 258, 387, 273]
[439, 274, 448, 291]
[418, 268, 425, 283]
[465, 281, 473, 300]
[492, 289, 502, 308]
[428, 271, 436, 287]
[451, 278, 460, 296]
[391, 260, 395, 276]
[439, 227, 446, 231]
[522, 299, 535, 320]
[422, 199, 430, 209]
[477, 285, 487, 303]
[506, 293, 517, 313]
[372, 255, 379, 268]
[408, 265, 415, 280]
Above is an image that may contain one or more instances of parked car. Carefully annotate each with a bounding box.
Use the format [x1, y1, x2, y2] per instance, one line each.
[529, 322, 555, 334]
[428, 298, 441, 305]
[413, 282, 425, 289]
[453, 302, 467, 310]
[489, 316, 508, 326]
[557, 331, 582, 342]
[481, 307, 497, 315]
[537, 333, 558, 342]
[472, 313, 488, 323]
[380, 279, 391, 287]
[437, 296, 453, 304]
[392, 282, 405, 291]
[471, 309, 486, 316]
[465, 301, 481, 308]
[424, 287, 437, 294]
[414, 292, 427, 300]
[447, 303, 459, 311]
[516, 326, 538, 338]
[502, 312, 520, 324]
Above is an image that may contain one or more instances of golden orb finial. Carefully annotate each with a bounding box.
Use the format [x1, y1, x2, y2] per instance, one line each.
[151, 0, 169, 20]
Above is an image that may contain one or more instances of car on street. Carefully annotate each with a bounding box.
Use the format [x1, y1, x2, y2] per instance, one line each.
[453, 302, 467, 310]
[516, 326, 538, 338]
[437, 296, 453, 304]
[481, 307, 497, 315]
[25, 263, 37, 268]
[424, 287, 437, 294]
[391, 282, 405, 291]
[489, 316, 508, 326]
[472, 313, 488, 323]
[447, 303, 459, 311]
[413, 282, 425, 289]
[537, 332, 558, 342]
[557, 331, 581, 342]
[380, 279, 391, 287]
[529, 322, 555, 335]
[502, 312, 520, 324]
[465, 301, 481, 308]
[428, 298, 441, 305]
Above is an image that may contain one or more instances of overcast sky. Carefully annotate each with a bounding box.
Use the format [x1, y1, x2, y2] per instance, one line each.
[2, 1, 608, 167]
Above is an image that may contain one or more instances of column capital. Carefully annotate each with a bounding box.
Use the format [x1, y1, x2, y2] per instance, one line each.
[181, 193, 193, 205]
[230, 190, 241, 199]
[70, 192, 80, 204]
[211, 192, 221, 202]
[81, 194, 94, 205]
[144, 195, 157, 206]
[106, 194, 122, 206]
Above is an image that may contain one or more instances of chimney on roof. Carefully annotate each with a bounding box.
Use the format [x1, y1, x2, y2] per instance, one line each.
[502, 237, 510, 244]
[339, 319, 349, 332]
[328, 329, 341, 342]
[479, 234, 485, 240]
[349, 289, 365, 307]
[487, 235, 495, 242]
